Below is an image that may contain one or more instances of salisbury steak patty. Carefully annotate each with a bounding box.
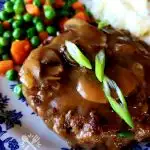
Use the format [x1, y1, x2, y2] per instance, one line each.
[19, 19, 150, 150]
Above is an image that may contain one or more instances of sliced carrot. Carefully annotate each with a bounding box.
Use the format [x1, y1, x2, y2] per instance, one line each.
[0, 60, 14, 75]
[2, 21, 10, 29]
[11, 40, 32, 65]
[24, 0, 33, 4]
[39, 31, 48, 42]
[72, 2, 85, 11]
[25, 4, 40, 16]
[74, 11, 89, 22]
[54, 0, 65, 8]
[59, 17, 69, 31]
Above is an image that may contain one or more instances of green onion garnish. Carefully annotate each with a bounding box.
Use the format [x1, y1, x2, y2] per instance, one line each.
[98, 20, 109, 30]
[117, 131, 134, 138]
[103, 76, 134, 128]
[65, 41, 92, 69]
[95, 50, 105, 82]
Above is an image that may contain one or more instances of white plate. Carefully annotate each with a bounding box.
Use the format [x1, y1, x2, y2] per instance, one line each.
[0, 77, 69, 150]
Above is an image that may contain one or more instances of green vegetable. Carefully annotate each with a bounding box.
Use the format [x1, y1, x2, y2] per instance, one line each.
[10, 0, 16, 3]
[36, 22, 44, 32]
[33, 16, 42, 24]
[15, 15, 23, 21]
[103, 76, 134, 128]
[65, 41, 92, 69]
[33, 0, 41, 7]
[8, 18, 14, 24]
[3, 31, 12, 39]
[95, 50, 105, 82]
[44, 5, 56, 20]
[27, 27, 37, 39]
[0, 11, 8, 21]
[2, 54, 9, 60]
[13, 0, 25, 14]
[0, 37, 9, 46]
[117, 131, 134, 138]
[46, 26, 56, 35]
[23, 13, 33, 22]
[4, 1, 14, 13]
[13, 84, 22, 97]
[12, 28, 22, 39]
[0, 24, 4, 35]
[12, 20, 22, 28]
[98, 20, 109, 30]
[30, 36, 40, 48]
[5, 69, 17, 81]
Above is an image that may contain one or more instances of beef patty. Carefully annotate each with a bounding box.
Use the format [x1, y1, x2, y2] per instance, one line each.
[19, 19, 150, 150]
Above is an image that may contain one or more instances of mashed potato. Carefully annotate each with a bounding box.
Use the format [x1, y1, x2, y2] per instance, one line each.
[81, 0, 150, 44]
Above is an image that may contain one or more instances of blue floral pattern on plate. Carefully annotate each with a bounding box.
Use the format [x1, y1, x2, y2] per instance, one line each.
[0, 1, 149, 150]
[0, 93, 21, 150]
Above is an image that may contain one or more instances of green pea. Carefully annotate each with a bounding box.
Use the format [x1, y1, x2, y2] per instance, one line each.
[27, 27, 37, 39]
[6, 69, 18, 81]
[12, 28, 21, 39]
[13, 84, 22, 97]
[0, 24, 4, 35]
[0, 11, 8, 21]
[33, 0, 41, 7]
[36, 22, 44, 32]
[13, 0, 25, 14]
[0, 37, 9, 46]
[33, 16, 42, 24]
[12, 20, 22, 28]
[44, 5, 56, 20]
[4, 1, 14, 13]
[30, 36, 40, 48]
[3, 31, 12, 39]
[2, 54, 9, 60]
[23, 13, 33, 22]
[8, 18, 14, 24]
[15, 15, 24, 22]
[46, 26, 57, 35]
[10, 0, 16, 3]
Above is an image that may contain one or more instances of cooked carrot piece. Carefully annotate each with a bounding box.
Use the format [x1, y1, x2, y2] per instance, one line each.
[2, 21, 10, 29]
[39, 31, 48, 42]
[24, 0, 33, 4]
[25, 4, 40, 16]
[11, 40, 32, 65]
[0, 60, 14, 75]
[74, 11, 89, 21]
[72, 2, 85, 11]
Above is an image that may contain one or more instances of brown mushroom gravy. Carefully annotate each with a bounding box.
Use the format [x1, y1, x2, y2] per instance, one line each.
[19, 19, 150, 150]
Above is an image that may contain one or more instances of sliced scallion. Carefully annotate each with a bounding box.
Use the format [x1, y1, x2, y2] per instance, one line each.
[103, 76, 134, 128]
[65, 41, 92, 69]
[95, 50, 105, 82]
[98, 20, 109, 30]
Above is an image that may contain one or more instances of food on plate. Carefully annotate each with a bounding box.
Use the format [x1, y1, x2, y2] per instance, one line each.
[81, 0, 150, 44]
[20, 18, 150, 150]
[0, 0, 91, 96]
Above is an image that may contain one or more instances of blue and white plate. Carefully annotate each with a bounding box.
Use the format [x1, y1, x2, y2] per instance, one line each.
[0, 1, 150, 150]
